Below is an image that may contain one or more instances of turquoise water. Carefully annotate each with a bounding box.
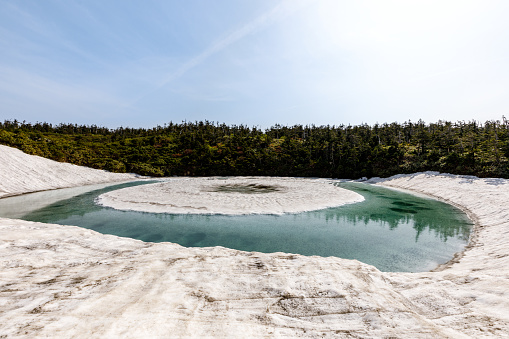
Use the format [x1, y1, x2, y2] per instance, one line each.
[0, 181, 472, 272]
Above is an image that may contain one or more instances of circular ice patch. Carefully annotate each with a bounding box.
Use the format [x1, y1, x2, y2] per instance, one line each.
[96, 177, 364, 215]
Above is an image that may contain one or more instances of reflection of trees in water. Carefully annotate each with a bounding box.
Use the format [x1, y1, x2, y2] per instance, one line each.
[411, 213, 471, 242]
[324, 183, 472, 243]
[321, 206, 470, 242]
[322, 210, 408, 230]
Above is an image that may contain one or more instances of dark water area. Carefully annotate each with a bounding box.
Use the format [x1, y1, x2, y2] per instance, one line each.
[0, 181, 473, 272]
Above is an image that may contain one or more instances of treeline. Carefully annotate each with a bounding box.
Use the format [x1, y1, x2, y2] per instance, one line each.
[1, 118, 508, 178]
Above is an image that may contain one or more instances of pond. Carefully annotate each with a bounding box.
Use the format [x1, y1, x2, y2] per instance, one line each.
[0, 180, 473, 272]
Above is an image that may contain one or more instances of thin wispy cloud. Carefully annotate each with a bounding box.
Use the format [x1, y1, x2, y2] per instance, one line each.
[132, 0, 311, 104]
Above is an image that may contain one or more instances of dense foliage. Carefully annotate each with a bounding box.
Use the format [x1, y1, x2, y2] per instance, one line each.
[1, 119, 508, 178]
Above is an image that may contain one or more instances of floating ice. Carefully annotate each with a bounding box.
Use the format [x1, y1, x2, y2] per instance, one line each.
[96, 177, 364, 215]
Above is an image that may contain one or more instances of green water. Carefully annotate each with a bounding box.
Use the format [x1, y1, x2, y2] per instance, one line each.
[0, 181, 472, 272]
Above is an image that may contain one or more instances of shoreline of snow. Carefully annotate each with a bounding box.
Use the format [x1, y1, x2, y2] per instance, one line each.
[360, 174, 483, 272]
[378, 172, 509, 337]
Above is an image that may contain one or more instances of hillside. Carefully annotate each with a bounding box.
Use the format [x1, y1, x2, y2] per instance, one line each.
[1, 119, 508, 178]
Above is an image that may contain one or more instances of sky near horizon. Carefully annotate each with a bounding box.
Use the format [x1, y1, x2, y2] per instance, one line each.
[1, 0, 509, 129]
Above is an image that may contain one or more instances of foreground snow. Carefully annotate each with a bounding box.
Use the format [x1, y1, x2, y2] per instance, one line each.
[0, 146, 508, 337]
[97, 177, 364, 215]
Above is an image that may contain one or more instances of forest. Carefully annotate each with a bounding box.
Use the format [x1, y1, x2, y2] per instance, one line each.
[1, 118, 508, 179]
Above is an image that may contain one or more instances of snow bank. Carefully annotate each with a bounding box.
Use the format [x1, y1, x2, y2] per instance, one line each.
[377, 172, 509, 337]
[0, 218, 462, 338]
[97, 177, 364, 215]
[0, 147, 508, 337]
[0, 145, 137, 198]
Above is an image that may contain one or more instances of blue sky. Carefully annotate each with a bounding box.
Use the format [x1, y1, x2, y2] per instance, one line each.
[1, 0, 509, 128]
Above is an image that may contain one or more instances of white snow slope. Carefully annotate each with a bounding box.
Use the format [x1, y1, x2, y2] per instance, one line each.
[0, 146, 508, 338]
[0, 144, 137, 198]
